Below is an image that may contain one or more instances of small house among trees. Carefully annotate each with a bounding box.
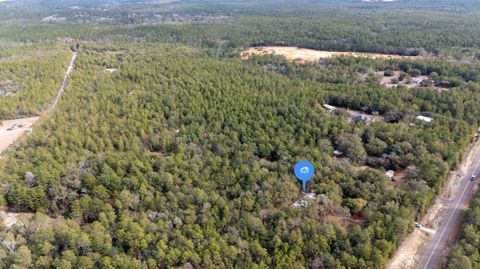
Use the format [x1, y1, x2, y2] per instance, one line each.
[352, 114, 372, 123]
[416, 115, 434, 123]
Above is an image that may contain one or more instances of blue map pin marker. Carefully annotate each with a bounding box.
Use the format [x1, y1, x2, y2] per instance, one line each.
[294, 160, 315, 192]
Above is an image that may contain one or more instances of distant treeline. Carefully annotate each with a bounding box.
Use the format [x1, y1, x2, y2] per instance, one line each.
[1, 4, 480, 58]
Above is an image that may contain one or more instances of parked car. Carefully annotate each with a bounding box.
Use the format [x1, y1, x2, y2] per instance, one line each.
[471, 175, 476, 181]
[415, 222, 422, 229]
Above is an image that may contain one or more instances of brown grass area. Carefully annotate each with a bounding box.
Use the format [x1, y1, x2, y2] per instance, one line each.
[241, 46, 419, 63]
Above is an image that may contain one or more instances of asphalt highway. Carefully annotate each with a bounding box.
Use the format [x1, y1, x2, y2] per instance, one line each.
[416, 157, 480, 269]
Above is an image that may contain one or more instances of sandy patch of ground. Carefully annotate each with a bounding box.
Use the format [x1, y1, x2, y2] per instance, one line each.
[386, 138, 480, 269]
[387, 229, 431, 269]
[392, 169, 406, 186]
[0, 117, 39, 155]
[241, 46, 419, 63]
[0, 211, 34, 228]
[420, 227, 436, 235]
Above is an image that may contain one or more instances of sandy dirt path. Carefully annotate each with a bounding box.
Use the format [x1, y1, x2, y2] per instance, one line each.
[386, 138, 480, 269]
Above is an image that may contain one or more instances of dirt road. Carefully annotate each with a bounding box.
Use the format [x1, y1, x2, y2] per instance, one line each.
[386, 138, 480, 269]
[50, 51, 77, 111]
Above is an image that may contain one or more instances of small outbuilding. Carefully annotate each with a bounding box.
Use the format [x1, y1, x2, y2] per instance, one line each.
[385, 170, 395, 179]
[323, 104, 336, 111]
[352, 114, 372, 123]
[333, 150, 343, 157]
[416, 115, 433, 123]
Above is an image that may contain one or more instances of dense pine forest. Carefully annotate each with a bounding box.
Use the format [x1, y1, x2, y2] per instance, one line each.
[0, 44, 71, 120]
[0, 0, 480, 268]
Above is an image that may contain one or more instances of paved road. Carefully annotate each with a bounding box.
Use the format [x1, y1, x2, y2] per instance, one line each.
[416, 157, 480, 269]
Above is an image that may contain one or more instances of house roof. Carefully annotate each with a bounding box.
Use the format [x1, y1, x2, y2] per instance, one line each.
[416, 115, 433, 123]
[323, 104, 336, 110]
[352, 114, 372, 122]
[333, 150, 343, 156]
[385, 170, 395, 178]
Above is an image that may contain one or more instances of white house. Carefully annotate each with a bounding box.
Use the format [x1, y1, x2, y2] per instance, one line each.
[416, 115, 433, 123]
